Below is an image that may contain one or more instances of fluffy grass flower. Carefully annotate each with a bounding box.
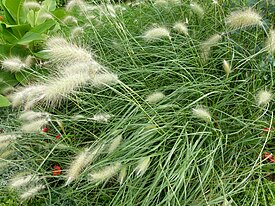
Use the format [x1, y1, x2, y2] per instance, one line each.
[173, 22, 188, 35]
[89, 162, 121, 182]
[143, 27, 171, 41]
[190, 2, 204, 17]
[225, 8, 263, 29]
[45, 37, 93, 64]
[23, 1, 41, 10]
[135, 156, 151, 176]
[118, 166, 127, 185]
[71, 27, 84, 38]
[19, 111, 49, 122]
[1, 57, 26, 72]
[192, 106, 211, 122]
[9, 174, 39, 189]
[265, 29, 275, 55]
[0, 134, 18, 143]
[20, 184, 45, 200]
[108, 135, 122, 154]
[201, 34, 222, 61]
[223, 59, 231, 78]
[92, 72, 119, 88]
[145, 91, 165, 104]
[66, 0, 86, 12]
[21, 119, 49, 133]
[63, 16, 78, 25]
[256, 90, 272, 106]
[92, 113, 112, 123]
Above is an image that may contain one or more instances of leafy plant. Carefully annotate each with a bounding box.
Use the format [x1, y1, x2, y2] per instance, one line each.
[0, 0, 66, 107]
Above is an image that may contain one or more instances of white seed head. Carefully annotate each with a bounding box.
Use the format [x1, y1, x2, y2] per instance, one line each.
[24, 55, 34, 67]
[201, 34, 222, 60]
[45, 37, 93, 64]
[0, 134, 18, 143]
[39, 13, 53, 20]
[63, 16, 78, 25]
[90, 162, 121, 182]
[20, 184, 45, 200]
[143, 27, 171, 41]
[118, 166, 127, 185]
[223, 60, 231, 78]
[71, 27, 84, 38]
[21, 119, 48, 133]
[92, 72, 119, 88]
[19, 111, 49, 122]
[256, 90, 272, 106]
[265, 29, 275, 55]
[212, 0, 218, 4]
[173, 22, 188, 35]
[23, 1, 41, 10]
[190, 2, 204, 17]
[66, 0, 86, 12]
[192, 106, 211, 122]
[135, 156, 150, 176]
[9, 174, 39, 189]
[60, 62, 98, 77]
[1, 57, 26, 72]
[0, 149, 14, 158]
[108, 135, 122, 154]
[154, 0, 168, 5]
[145, 92, 165, 104]
[91, 113, 112, 123]
[225, 8, 262, 29]
[42, 72, 92, 107]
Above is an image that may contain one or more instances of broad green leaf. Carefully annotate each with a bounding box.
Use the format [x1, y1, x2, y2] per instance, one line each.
[29, 19, 56, 33]
[26, 10, 35, 27]
[17, 32, 45, 45]
[0, 94, 11, 107]
[52, 8, 67, 19]
[0, 23, 18, 43]
[2, 0, 26, 24]
[42, 0, 56, 12]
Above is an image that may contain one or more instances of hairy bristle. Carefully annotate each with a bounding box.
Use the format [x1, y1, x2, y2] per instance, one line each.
[9, 174, 39, 189]
[63, 16, 78, 25]
[145, 92, 165, 104]
[192, 106, 211, 122]
[20, 184, 45, 200]
[71, 27, 84, 38]
[201, 34, 222, 60]
[173, 22, 188, 35]
[108, 135, 123, 154]
[1, 57, 26, 72]
[143, 27, 171, 41]
[265, 29, 275, 55]
[118, 166, 127, 185]
[223, 60, 231, 78]
[23, 1, 41, 10]
[91, 113, 112, 123]
[92, 72, 119, 88]
[19, 111, 49, 122]
[256, 90, 272, 106]
[190, 2, 204, 17]
[135, 156, 151, 176]
[225, 8, 262, 29]
[21, 119, 48, 133]
[66, 0, 86, 12]
[0, 134, 18, 143]
[89, 162, 121, 182]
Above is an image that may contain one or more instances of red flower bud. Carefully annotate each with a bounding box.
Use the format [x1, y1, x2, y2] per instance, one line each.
[42, 127, 48, 133]
[52, 165, 62, 176]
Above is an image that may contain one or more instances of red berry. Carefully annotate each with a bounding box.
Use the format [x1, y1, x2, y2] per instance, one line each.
[52, 165, 62, 176]
[55, 134, 61, 140]
[42, 128, 48, 132]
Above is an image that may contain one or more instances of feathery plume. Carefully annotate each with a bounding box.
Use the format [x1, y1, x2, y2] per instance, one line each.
[201, 34, 222, 60]
[89, 162, 121, 182]
[45, 37, 93, 64]
[1, 57, 26, 72]
[66, 0, 86, 12]
[21, 119, 48, 133]
[143, 27, 171, 41]
[65, 146, 102, 186]
[91, 113, 112, 123]
[154, 0, 168, 5]
[71, 27, 84, 38]
[20, 184, 45, 200]
[192, 106, 211, 122]
[223, 60, 231, 78]
[92, 72, 119, 88]
[24, 55, 34, 67]
[118, 166, 127, 185]
[225, 8, 262, 29]
[145, 92, 165, 104]
[63, 16, 78, 25]
[108, 135, 122, 154]
[23, 1, 41, 10]
[190, 2, 204, 17]
[19, 111, 49, 122]
[0, 134, 18, 143]
[9, 174, 39, 189]
[173, 22, 188, 35]
[42, 72, 92, 106]
[0, 149, 14, 158]
[135, 156, 150, 176]
[39, 12, 53, 20]
[256, 90, 272, 106]
[265, 29, 275, 55]
[0, 142, 10, 150]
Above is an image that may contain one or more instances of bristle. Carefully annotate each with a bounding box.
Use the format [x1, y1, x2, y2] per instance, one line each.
[45, 37, 93, 64]
[21, 119, 48, 133]
[91, 113, 112, 123]
[20, 184, 45, 200]
[0, 134, 18, 143]
[173, 22, 188, 35]
[1, 57, 26, 72]
[223, 60, 231, 78]
[9, 174, 39, 189]
[145, 92, 165, 104]
[0, 149, 14, 159]
[63, 16, 78, 25]
[25, 55, 34, 67]
[201, 34, 222, 61]
[190, 2, 204, 17]
[118, 166, 127, 185]
[225, 8, 262, 29]
[265, 29, 275, 55]
[66, 0, 86, 12]
[19, 111, 49, 122]
[256, 90, 272, 106]
[71, 27, 84, 38]
[108, 135, 122, 154]
[92, 73, 119, 88]
[192, 106, 211, 122]
[89, 162, 121, 182]
[23, 1, 41, 10]
[135, 156, 151, 176]
[143, 27, 171, 41]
